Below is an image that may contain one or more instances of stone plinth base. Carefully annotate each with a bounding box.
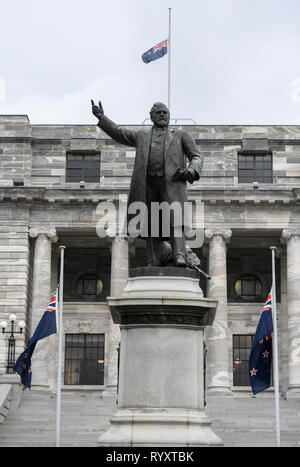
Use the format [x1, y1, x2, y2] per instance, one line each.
[98, 268, 222, 447]
[98, 408, 223, 447]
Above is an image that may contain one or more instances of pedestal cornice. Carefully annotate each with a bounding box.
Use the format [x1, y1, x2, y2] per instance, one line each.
[108, 270, 217, 327]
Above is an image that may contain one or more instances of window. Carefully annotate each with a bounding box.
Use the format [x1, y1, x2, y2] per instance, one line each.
[238, 153, 272, 183]
[64, 334, 105, 385]
[66, 152, 100, 183]
[235, 274, 262, 301]
[233, 335, 254, 386]
[76, 274, 103, 297]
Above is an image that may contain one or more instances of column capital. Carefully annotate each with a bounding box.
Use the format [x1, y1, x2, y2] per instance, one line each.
[280, 227, 300, 244]
[29, 226, 58, 243]
[204, 227, 232, 243]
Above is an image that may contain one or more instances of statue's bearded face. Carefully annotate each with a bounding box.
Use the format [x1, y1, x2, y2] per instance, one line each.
[150, 104, 170, 128]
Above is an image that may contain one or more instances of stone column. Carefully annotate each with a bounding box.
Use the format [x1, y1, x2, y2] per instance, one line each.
[106, 235, 129, 391]
[204, 227, 232, 394]
[29, 226, 58, 388]
[281, 228, 300, 396]
[275, 246, 288, 394]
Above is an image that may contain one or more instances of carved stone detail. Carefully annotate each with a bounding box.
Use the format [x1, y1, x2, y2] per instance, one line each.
[281, 227, 300, 244]
[204, 227, 232, 243]
[120, 312, 209, 327]
[29, 226, 58, 242]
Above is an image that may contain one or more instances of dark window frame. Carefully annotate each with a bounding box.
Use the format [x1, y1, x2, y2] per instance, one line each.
[66, 151, 101, 183]
[233, 334, 273, 387]
[64, 333, 105, 385]
[233, 334, 254, 386]
[235, 274, 262, 301]
[238, 151, 273, 184]
[76, 274, 103, 297]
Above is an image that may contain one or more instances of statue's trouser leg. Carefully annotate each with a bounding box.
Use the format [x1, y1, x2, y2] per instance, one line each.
[170, 227, 186, 260]
[145, 175, 164, 266]
[145, 175, 186, 265]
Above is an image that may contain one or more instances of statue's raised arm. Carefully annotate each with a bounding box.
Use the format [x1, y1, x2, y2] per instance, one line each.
[91, 98, 137, 147]
[91, 100, 104, 120]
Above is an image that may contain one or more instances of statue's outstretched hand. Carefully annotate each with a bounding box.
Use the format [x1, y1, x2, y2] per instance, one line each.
[91, 100, 104, 119]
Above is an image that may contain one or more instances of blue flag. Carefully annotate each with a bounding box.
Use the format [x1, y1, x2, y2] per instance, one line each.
[13, 291, 57, 389]
[249, 291, 273, 395]
[142, 39, 168, 64]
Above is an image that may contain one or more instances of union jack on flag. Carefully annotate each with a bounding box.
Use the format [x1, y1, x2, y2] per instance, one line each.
[142, 39, 168, 64]
[248, 290, 274, 395]
[13, 289, 58, 389]
[263, 293, 272, 310]
[258, 292, 273, 343]
[46, 293, 57, 312]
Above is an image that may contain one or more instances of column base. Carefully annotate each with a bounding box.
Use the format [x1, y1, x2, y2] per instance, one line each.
[98, 408, 223, 447]
[102, 384, 118, 396]
[206, 386, 233, 397]
[286, 387, 300, 399]
[30, 384, 50, 391]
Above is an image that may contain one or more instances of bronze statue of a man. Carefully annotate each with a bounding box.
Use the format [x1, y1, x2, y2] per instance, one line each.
[91, 100, 203, 267]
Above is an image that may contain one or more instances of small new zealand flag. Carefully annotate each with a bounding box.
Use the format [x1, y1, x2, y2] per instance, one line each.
[249, 291, 273, 395]
[13, 291, 57, 389]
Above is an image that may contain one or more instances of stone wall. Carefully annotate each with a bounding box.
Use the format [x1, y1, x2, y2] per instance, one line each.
[0, 204, 31, 371]
[0, 116, 32, 187]
[2, 117, 300, 189]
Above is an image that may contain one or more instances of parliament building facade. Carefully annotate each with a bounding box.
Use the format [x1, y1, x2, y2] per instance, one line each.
[0, 114, 299, 398]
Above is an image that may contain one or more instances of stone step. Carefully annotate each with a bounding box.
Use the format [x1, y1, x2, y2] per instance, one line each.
[0, 389, 299, 447]
[205, 394, 300, 447]
[0, 389, 116, 447]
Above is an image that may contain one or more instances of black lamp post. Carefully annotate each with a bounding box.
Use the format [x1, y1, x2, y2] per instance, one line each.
[1, 314, 25, 374]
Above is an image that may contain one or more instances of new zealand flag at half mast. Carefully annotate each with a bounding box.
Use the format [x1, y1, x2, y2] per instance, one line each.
[248, 291, 273, 395]
[142, 40, 168, 64]
[13, 291, 57, 389]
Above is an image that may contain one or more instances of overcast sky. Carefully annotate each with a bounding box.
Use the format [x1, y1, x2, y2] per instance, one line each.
[1, 0, 300, 125]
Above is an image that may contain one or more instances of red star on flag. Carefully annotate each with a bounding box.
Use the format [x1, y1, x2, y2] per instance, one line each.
[262, 350, 270, 359]
[250, 368, 257, 376]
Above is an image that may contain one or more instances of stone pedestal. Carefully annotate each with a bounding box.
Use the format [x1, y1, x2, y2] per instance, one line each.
[98, 268, 222, 447]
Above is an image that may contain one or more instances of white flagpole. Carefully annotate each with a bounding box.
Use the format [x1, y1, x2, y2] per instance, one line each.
[270, 246, 280, 447]
[168, 7, 171, 114]
[56, 245, 65, 447]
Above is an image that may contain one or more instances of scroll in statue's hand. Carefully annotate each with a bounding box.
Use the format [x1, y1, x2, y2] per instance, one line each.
[91, 100, 104, 119]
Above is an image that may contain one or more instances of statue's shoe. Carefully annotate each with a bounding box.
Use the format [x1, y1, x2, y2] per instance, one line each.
[174, 255, 187, 267]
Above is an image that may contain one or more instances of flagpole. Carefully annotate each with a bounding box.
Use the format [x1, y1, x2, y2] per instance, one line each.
[270, 246, 280, 447]
[56, 245, 65, 447]
[168, 7, 171, 114]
